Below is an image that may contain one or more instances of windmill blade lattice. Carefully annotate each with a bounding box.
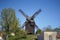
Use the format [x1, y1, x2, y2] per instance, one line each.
[19, 9, 29, 18]
[32, 9, 41, 18]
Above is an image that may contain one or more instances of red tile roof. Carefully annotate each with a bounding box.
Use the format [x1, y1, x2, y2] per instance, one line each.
[56, 34, 60, 38]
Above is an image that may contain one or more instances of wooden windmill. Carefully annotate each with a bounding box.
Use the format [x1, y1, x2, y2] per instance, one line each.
[19, 9, 41, 34]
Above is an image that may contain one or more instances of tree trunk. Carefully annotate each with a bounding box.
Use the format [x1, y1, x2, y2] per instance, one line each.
[6, 33, 8, 40]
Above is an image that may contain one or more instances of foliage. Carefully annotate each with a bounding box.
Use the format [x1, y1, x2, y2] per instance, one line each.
[36, 29, 42, 34]
[0, 8, 20, 40]
[14, 30, 27, 40]
[0, 8, 19, 31]
[0, 8, 37, 40]
[8, 29, 36, 40]
[43, 25, 53, 31]
[54, 26, 60, 31]
[26, 35, 35, 40]
[53, 26, 60, 34]
[2, 31, 6, 40]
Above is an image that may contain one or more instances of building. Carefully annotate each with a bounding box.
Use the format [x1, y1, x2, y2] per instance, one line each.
[56, 34, 60, 40]
[0, 32, 3, 40]
[44, 31, 57, 40]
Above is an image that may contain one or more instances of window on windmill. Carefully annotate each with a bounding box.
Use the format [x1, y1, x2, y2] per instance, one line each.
[49, 35, 52, 40]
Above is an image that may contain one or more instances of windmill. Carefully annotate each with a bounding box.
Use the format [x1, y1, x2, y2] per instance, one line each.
[19, 9, 41, 34]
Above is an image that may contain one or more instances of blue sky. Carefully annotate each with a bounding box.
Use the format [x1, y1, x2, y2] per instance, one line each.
[0, 0, 60, 30]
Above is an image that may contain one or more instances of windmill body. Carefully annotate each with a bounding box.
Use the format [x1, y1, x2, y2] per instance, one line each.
[25, 18, 35, 34]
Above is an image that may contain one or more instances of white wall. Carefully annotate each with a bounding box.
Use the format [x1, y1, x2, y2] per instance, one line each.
[44, 32, 57, 40]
